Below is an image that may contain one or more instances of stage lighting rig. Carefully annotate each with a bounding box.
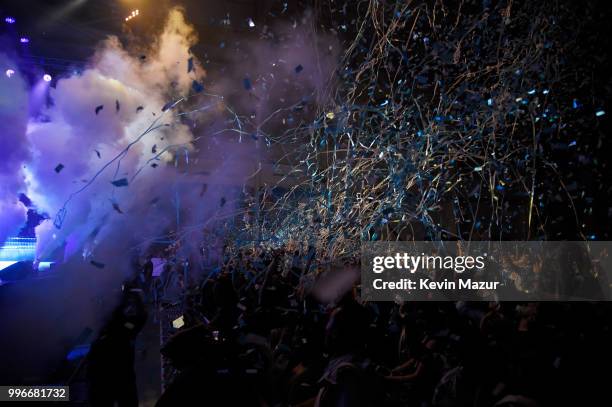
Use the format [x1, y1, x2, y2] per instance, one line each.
[125, 9, 139, 22]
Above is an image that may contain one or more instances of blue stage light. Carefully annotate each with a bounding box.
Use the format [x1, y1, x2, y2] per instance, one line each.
[0, 237, 36, 263]
[5, 17, 16, 24]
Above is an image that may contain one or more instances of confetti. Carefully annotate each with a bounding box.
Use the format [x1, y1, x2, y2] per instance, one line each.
[112, 202, 123, 214]
[192, 80, 204, 93]
[187, 57, 194, 73]
[111, 178, 129, 187]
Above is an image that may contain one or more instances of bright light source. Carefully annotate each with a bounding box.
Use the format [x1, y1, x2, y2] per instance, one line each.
[125, 9, 139, 22]
[0, 261, 18, 272]
[5, 17, 16, 24]
[0, 237, 37, 262]
[5, 69, 15, 78]
[20, 37, 29, 44]
[43, 74, 52, 82]
[248, 18, 255, 28]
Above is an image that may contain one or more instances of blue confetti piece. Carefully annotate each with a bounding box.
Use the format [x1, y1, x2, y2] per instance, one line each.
[162, 100, 177, 112]
[243, 77, 252, 90]
[595, 110, 605, 117]
[187, 57, 194, 73]
[572, 99, 580, 109]
[192, 80, 204, 93]
[568, 140, 577, 147]
[54, 207, 67, 229]
[90, 260, 105, 268]
[294, 64, 303, 73]
[528, 89, 536, 95]
[67, 344, 90, 361]
[487, 98, 493, 106]
[111, 178, 129, 187]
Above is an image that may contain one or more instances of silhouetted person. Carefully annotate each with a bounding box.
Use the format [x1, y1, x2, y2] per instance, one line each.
[87, 283, 147, 407]
[142, 257, 154, 298]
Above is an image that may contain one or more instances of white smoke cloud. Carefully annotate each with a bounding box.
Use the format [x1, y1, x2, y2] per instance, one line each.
[26, 8, 203, 262]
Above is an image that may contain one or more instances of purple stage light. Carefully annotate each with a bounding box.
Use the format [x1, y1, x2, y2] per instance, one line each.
[20, 37, 29, 44]
[5, 69, 15, 78]
[43, 74, 52, 82]
[5, 17, 16, 24]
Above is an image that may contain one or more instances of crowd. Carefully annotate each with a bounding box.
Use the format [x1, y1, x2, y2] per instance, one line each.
[89, 245, 612, 406]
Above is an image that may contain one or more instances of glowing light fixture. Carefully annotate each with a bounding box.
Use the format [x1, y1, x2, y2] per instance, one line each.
[0, 237, 36, 262]
[125, 9, 139, 22]
[0, 237, 53, 273]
